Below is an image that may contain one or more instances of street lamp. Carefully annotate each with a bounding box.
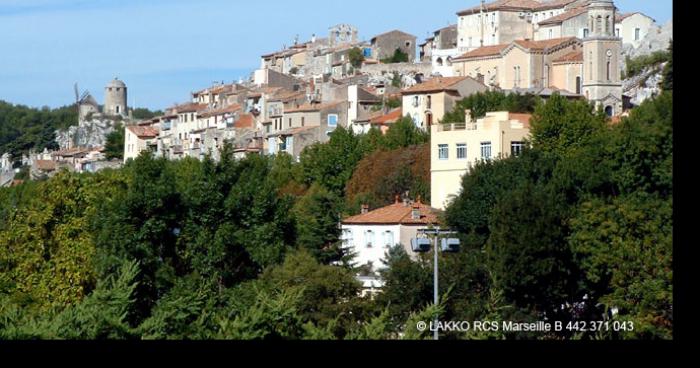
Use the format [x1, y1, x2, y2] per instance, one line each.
[411, 228, 460, 341]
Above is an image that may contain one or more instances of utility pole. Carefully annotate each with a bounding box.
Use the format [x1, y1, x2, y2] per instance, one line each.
[433, 232, 439, 341]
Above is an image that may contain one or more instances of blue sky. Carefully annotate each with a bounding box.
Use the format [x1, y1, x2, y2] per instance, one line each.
[0, 0, 672, 111]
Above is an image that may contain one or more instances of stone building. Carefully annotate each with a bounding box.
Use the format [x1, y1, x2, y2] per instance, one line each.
[401, 76, 489, 129]
[370, 30, 417, 63]
[455, 0, 584, 53]
[430, 111, 531, 210]
[582, 0, 623, 116]
[104, 78, 128, 117]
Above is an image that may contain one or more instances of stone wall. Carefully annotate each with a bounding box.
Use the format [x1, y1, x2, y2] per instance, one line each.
[359, 62, 432, 78]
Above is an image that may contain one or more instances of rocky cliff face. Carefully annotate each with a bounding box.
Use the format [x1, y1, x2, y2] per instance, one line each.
[621, 19, 673, 74]
[55, 118, 120, 150]
[623, 64, 666, 107]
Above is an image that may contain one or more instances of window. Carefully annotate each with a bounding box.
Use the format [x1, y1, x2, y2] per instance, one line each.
[576, 76, 582, 94]
[548, 29, 553, 39]
[438, 144, 449, 160]
[426, 113, 433, 126]
[327, 114, 338, 127]
[301, 117, 305, 127]
[384, 231, 394, 248]
[481, 142, 492, 160]
[457, 143, 467, 160]
[365, 230, 375, 248]
[288, 118, 292, 128]
[635, 28, 641, 41]
[607, 58, 611, 81]
[427, 95, 432, 109]
[511, 142, 525, 157]
[583, 28, 589, 38]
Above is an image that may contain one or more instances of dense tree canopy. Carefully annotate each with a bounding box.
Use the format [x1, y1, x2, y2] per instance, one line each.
[0, 101, 78, 157]
[0, 91, 673, 340]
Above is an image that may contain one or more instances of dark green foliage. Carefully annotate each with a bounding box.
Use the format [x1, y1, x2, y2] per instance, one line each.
[381, 48, 409, 64]
[624, 49, 671, 79]
[131, 108, 164, 120]
[104, 123, 125, 160]
[486, 183, 579, 315]
[293, 184, 345, 264]
[660, 41, 673, 91]
[0, 101, 77, 156]
[348, 47, 365, 68]
[299, 126, 367, 197]
[441, 91, 540, 124]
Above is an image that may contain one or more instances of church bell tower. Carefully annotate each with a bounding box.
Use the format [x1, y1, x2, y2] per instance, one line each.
[582, 0, 623, 116]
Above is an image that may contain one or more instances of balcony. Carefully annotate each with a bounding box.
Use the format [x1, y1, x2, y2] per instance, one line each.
[437, 123, 477, 132]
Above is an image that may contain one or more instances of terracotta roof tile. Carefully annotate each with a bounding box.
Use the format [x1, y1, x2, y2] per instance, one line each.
[342, 200, 439, 225]
[370, 108, 403, 125]
[538, 6, 588, 25]
[509, 113, 533, 128]
[457, 0, 577, 15]
[513, 37, 578, 51]
[553, 50, 583, 63]
[174, 103, 208, 113]
[454, 44, 510, 60]
[127, 125, 159, 138]
[234, 114, 255, 129]
[401, 76, 471, 94]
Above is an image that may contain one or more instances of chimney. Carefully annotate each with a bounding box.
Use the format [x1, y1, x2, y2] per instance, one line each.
[465, 109, 473, 123]
[361, 204, 369, 214]
[411, 203, 421, 220]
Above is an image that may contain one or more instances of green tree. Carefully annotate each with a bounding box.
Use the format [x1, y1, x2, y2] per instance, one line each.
[348, 47, 365, 68]
[104, 124, 125, 160]
[660, 41, 673, 91]
[381, 48, 409, 64]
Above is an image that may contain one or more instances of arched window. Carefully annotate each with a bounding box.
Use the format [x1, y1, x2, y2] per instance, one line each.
[427, 95, 432, 109]
[436, 57, 444, 67]
[605, 16, 610, 34]
[605, 105, 614, 117]
[596, 16, 603, 34]
[607, 59, 611, 81]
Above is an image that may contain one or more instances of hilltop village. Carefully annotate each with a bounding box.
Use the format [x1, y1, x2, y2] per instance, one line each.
[0, 0, 672, 293]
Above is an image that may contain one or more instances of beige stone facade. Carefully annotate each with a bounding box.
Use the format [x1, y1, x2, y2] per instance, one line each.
[430, 111, 531, 210]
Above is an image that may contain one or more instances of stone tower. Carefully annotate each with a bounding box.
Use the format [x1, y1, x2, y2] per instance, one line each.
[104, 77, 128, 117]
[582, 0, 623, 116]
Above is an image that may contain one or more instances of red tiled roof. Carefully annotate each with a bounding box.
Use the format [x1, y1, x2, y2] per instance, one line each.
[234, 114, 255, 129]
[457, 0, 577, 15]
[401, 76, 471, 95]
[538, 7, 588, 25]
[553, 50, 583, 63]
[343, 200, 439, 225]
[174, 103, 208, 113]
[370, 108, 403, 125]
[512, 37, 578, 51]
[509, 113, 533, 128]
[454, 44, 510, 60]
[127, 125, 159, 138]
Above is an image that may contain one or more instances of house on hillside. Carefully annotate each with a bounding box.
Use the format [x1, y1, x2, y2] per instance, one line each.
[341, 198, 440, 296]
